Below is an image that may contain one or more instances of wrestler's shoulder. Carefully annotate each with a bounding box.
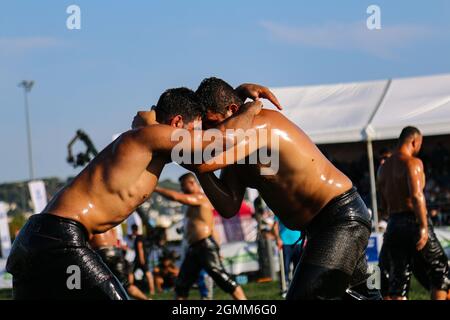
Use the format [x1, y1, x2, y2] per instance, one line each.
[257, 109, 286, 122]
[116, 125, 173, 146]
[259, 109, 281, 116]
[406, 156, 423, 169]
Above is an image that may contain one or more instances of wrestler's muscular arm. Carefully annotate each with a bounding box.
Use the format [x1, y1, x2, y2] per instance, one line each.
[197, 167, 246, 218]
[406, 158, 428, 251]
[235, 83, 283, 110]
[195, 84, 282, 217]
[130, 100, 262, 159]
[154, 186, 206, 206]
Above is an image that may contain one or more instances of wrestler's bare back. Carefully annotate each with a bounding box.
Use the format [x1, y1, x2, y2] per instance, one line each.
[378, 153, 425, 214]
[200, 109, 353, 230]
[45, 130, 167, 236]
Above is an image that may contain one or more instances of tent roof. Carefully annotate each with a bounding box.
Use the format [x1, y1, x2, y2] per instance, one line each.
[270, 73, 450, 144]
[369, 73, 450, 141]
[272, 80, 388, 144]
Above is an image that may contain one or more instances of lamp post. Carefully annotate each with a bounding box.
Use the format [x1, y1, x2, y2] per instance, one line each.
[18, 80, 35, 180]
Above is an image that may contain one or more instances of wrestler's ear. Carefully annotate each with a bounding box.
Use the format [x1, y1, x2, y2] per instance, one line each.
[169, 115, 184, 128]
[227, 104, 239, 115]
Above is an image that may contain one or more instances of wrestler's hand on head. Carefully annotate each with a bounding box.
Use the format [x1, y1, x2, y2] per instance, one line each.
[235, 83, 282, 110]
[132, 110, 158, 129]
[416, 226, 428, 251]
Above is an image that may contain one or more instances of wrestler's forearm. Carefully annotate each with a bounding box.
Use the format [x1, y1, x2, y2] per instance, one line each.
[154, 186, 179, 201]
[273, 222, 281, 241]
[412, 194, 428, 229]
[135, 102, 261, 164]
[197, 173, 241, 218]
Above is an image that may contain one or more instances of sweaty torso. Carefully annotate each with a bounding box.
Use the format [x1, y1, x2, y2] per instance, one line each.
[184, 197, 215, 245]
[378, 153, 425, 214]
[44, 131, 166, 236]
[232, 110, 353, 230]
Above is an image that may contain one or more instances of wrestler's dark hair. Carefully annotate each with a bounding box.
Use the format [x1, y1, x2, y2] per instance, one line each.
[398, 126, 421, 144]
[131, 224, 138, 232]
[154, 87, 204, 124]
[178, 172, 196, 183]
[196, 77, 244, 114]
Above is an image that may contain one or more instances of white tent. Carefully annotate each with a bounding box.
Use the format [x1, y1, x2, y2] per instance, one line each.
[273, 79, 390, 144]
[270, 73, 450, 229]
[370, 73, 450, 140]
[273, 73, 450, 143]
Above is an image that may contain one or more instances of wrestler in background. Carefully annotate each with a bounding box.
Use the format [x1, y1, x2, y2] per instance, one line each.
[191, 78, 381, 300]
[154, 173, 246, 300]
[378, 126, 449, 300]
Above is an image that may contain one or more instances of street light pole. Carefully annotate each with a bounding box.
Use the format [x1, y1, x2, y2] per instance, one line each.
[18, 80, 35, 180]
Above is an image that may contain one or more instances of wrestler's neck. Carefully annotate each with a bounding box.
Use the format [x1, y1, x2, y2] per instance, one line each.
[396, 144, 415, 158]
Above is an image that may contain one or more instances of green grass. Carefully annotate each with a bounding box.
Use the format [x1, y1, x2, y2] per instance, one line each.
[0, 277, 430, 300]
[152, 281, 280, 300]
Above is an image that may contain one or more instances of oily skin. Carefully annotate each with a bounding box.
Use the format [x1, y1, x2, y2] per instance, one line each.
[154, 176, 246, 300]
[377, 134, 447, 300]
[43, 100, 263, 237]
[195, 84, 352, 231]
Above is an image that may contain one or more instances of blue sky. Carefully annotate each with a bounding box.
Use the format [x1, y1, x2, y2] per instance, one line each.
[1, 0, 450, 183]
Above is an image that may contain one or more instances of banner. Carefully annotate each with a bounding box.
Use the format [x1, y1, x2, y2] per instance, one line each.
[220, 241, 280, 275]
[366, 232, 383, 264]
[435, 226, 450, 258]
[28, 180, 48, 214]
[0, 202, 11, 258]
[115, 223, 124, 244]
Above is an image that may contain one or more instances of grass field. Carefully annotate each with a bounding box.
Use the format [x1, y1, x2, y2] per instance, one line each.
[0, 277, 430, 300]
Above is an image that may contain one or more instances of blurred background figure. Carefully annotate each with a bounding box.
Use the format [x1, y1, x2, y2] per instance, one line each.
[153, 251, 179, 293]
[273, 217, 304, 298]
[130, 224, 155, 297]
[89, 228, 149, 300]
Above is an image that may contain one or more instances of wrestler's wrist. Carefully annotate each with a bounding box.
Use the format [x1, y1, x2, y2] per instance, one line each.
[419, 225, 428, 234]
[235, 84, 249, 99]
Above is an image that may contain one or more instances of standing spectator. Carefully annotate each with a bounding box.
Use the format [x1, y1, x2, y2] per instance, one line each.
[130, 224, 155, 296]
[273, 217, 303, 298]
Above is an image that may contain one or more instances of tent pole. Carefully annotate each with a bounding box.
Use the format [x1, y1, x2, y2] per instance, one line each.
[367, 139, 379, 232]
[364, 79, 391, 233]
